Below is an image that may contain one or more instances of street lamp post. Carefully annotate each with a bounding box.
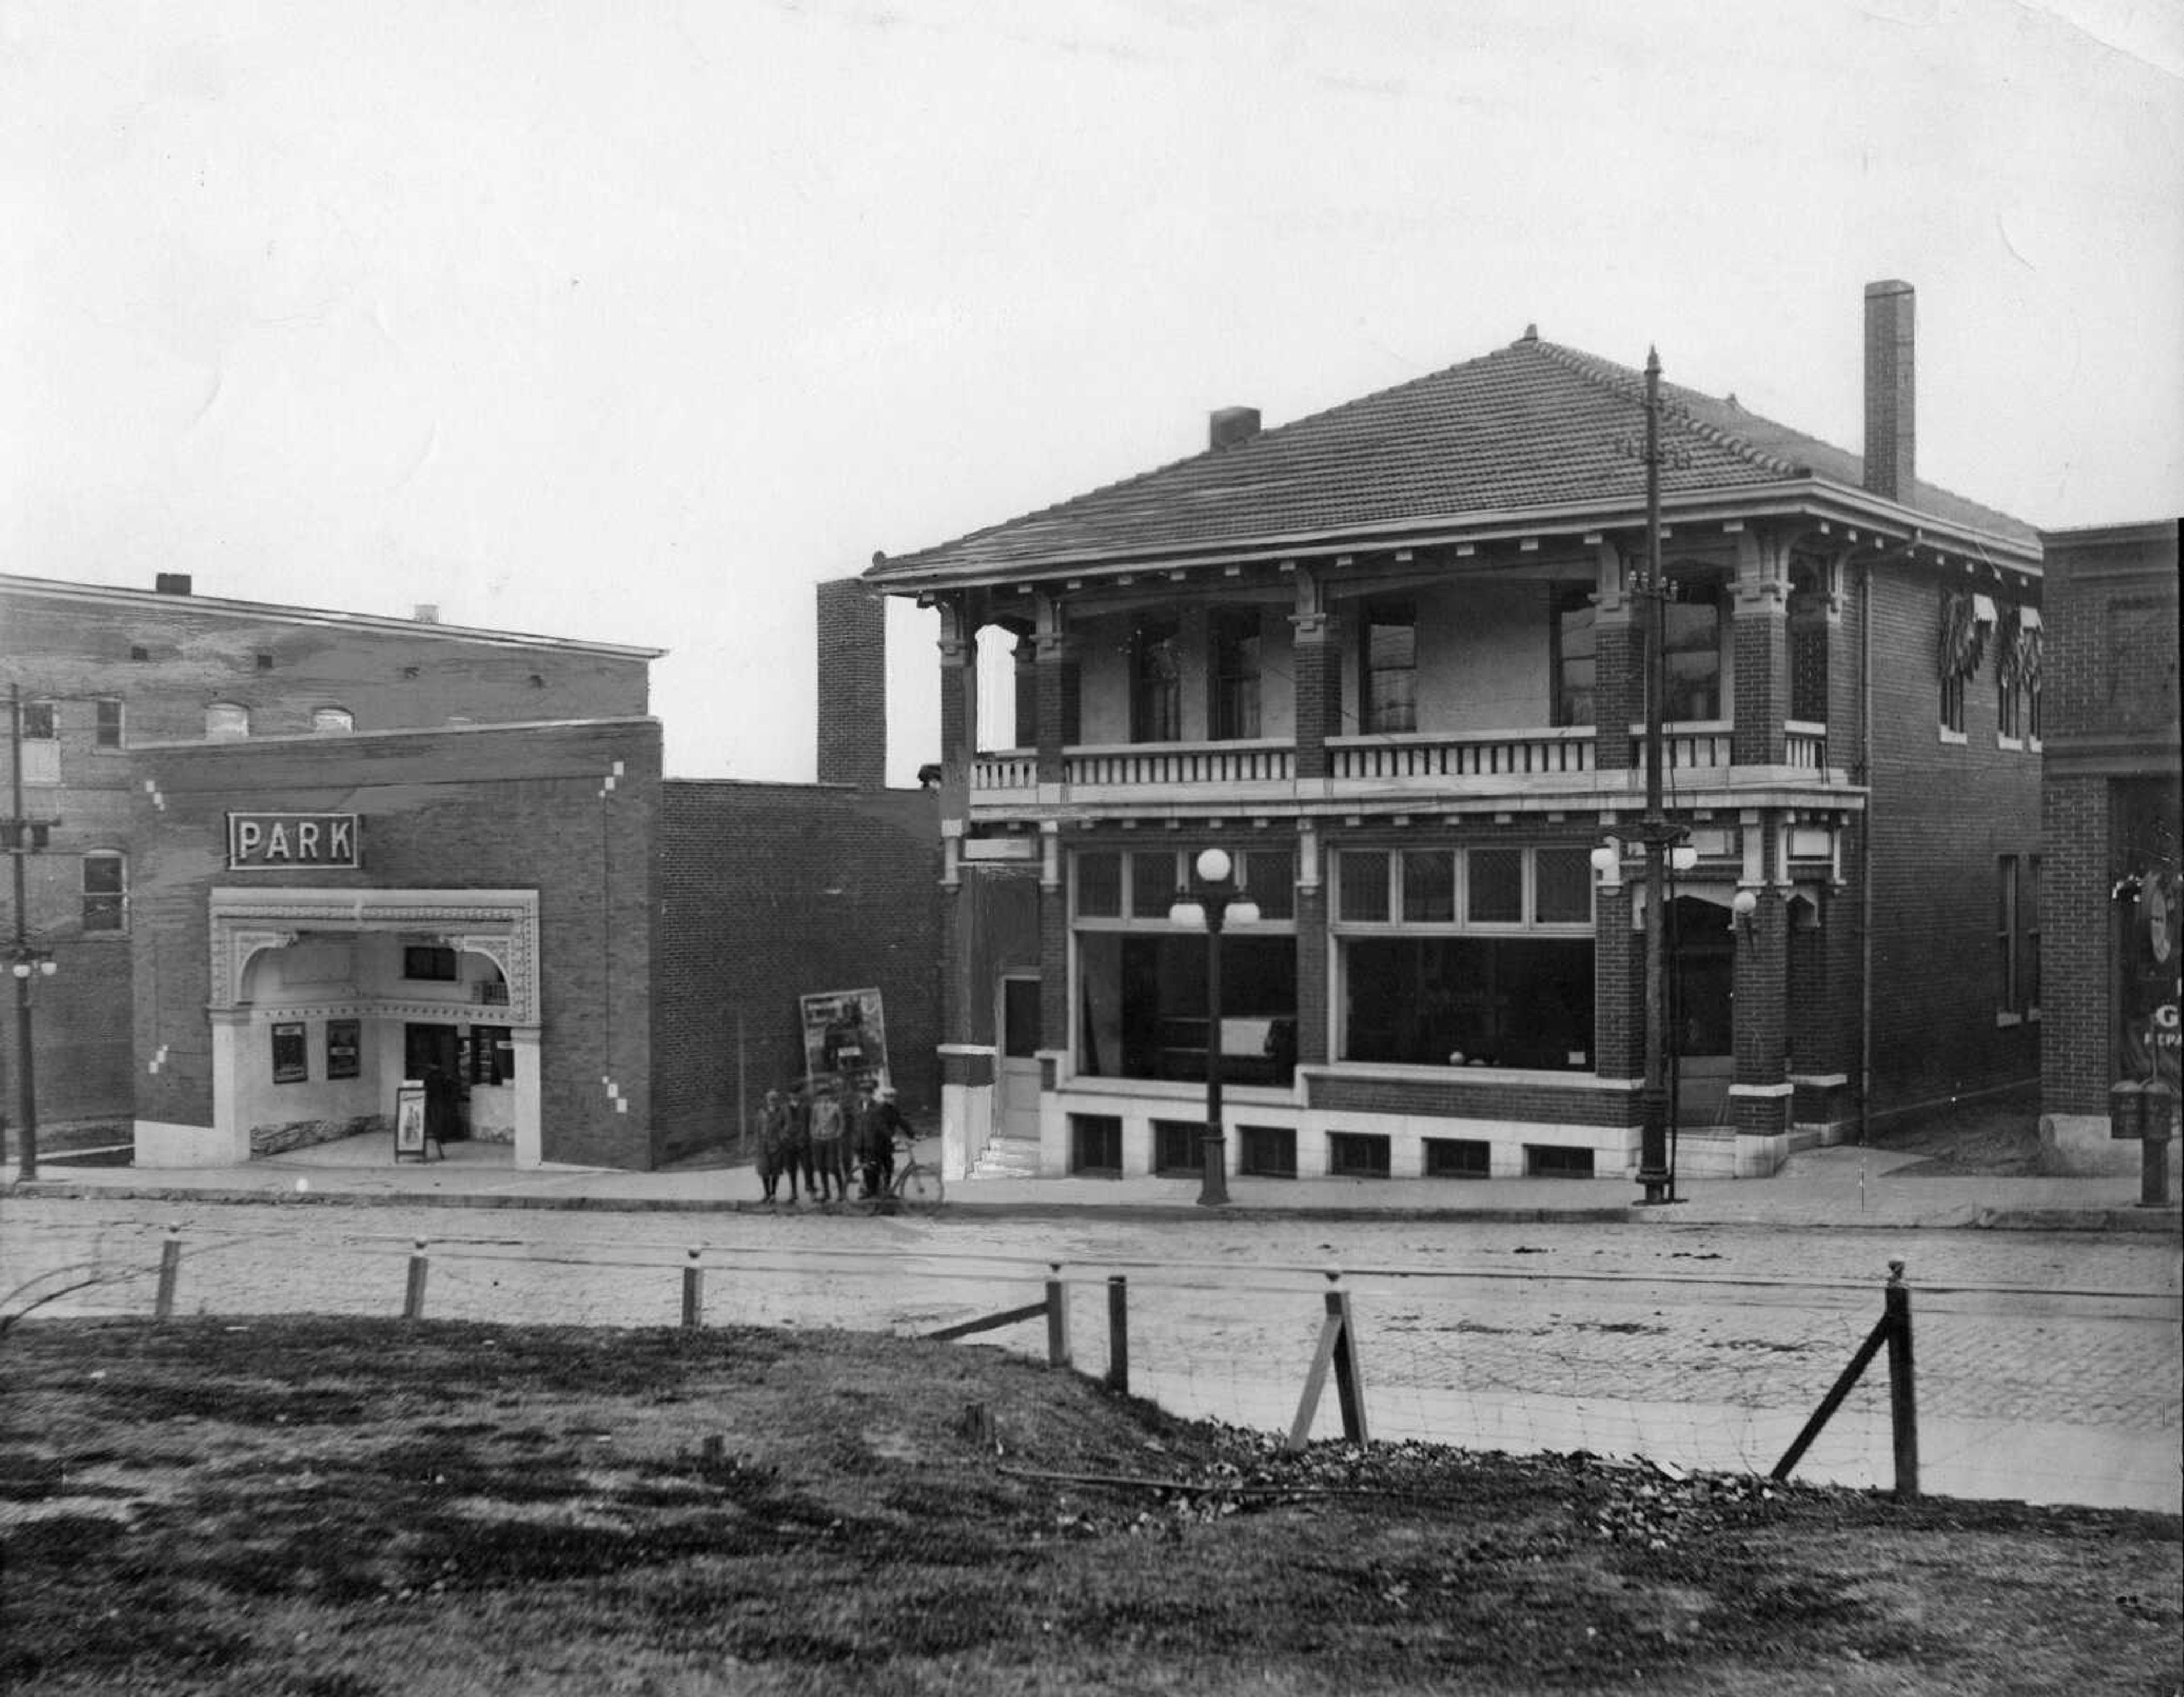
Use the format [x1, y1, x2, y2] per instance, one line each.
[1169, 848, 1259, 1208]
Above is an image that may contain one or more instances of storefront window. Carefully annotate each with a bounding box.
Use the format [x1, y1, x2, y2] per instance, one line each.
[1334, 845, 1595, 1068]
[1073, 846, 1298, 1085]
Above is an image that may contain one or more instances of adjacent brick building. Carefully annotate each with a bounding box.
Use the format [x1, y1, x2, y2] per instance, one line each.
[2036, 520, 2181, 1179]
[4, 572, 937, 1172]
[870, 281, 2046, 1186]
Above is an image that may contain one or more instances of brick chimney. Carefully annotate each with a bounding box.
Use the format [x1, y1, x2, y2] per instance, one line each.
[1209, 407, 1261, 450]
[154, 573, 192, 596]
[816, 577, 887, 790]
[1862, 280, 1915, 503]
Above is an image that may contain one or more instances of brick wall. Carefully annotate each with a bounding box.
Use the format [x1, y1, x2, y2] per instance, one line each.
[815, 578, 887, 791]
[2, 576, 654, 1145]
[1308, 1072, 1635, 1126]
[651, 781, 941, 1163]
[1862, 567, 2042, 1116]
[2, 581, 650, 745]
[129, 720, 663, 1167]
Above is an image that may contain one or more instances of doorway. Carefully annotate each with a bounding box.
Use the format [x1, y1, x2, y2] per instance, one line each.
[404, 1023, 466, 1140]
[1670, 896, 1734, 1129]
[998, 976, 1042, 1142]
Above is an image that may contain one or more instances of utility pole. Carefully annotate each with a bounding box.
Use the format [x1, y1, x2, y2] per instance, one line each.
[1636, 349, 1676, 1207]
[8, 683, 41, 1182]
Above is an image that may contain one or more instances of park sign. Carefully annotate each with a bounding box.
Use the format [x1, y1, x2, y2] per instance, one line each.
[227, 812, 362, 870]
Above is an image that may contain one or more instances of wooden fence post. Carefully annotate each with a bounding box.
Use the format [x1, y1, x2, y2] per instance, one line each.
[682, 1248, 704, 1329]
[1884, 1259, 1918, 1500]
[1288, 1270, 1370, 1451]
[403, 1239, 429, 1320]
[1045, 1263, 1070, 1368]
[1106, 1275, 1129, 1395]
[152, 1224, 181, 1322]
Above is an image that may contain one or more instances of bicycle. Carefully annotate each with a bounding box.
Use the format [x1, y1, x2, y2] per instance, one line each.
[855, 1130, 945, 1216]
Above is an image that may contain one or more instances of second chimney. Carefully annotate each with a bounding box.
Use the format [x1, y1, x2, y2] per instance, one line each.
[1209, 407, 1261, 451]
[1863, 280, 1915, 503]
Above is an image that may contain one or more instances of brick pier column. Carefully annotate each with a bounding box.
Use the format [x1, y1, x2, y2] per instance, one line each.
[1731, 883, 1793, 1167]
[1290, 608, 1342, 779]
[1732, 572, 1789, 767]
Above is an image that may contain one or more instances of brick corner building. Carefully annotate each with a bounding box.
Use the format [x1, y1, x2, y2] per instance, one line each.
[2036, 519, 2182, 1182]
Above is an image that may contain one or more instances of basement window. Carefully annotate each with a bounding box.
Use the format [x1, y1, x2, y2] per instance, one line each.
[1424, 1138, 1491, 1179]
[1525, 1145, 1595, 1179]
[1239, 1125, 1296, 1179]
[1070, 1114, 1122, 1176]
[1327, 1132, 1391, 1179]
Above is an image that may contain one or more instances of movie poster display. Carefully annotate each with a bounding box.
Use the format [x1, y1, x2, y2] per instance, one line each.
[799, 988, 890, 1091]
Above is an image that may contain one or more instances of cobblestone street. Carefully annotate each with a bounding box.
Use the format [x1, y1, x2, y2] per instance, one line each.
[7, 1197, 2177, 1510]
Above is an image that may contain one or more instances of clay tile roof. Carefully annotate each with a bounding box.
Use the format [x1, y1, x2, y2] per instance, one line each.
[872, 335, 2038, 580]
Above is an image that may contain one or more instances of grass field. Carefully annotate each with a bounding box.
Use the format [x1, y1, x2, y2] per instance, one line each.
[3, 1315, 2177, 1695]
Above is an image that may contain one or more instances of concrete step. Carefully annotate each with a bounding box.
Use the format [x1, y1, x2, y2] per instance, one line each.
[970, 1137, 1043, 1179]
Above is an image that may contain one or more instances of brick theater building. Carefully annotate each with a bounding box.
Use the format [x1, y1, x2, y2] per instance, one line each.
[3, 572, 936, 1171]
[870, 282, 2045, 1186]
[2036, 519, 2181, 1180]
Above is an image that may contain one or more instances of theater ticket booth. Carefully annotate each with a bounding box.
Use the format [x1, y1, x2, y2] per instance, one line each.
[202, 887, 544, 1166]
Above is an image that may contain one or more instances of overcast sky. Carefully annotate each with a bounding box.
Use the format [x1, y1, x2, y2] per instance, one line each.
[6, 0, 2180, 785]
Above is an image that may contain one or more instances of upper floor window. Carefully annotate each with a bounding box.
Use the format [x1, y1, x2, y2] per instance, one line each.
[17, 701, 59, 784]
[1551, 583, 1596, 728]
[94, 699, 125, 748]
[205, 701, 250, 739]
[82, 851, 127, 934]
[1210, 608, 1263, 741]
[312, 706, 355, 734]
[1996, 670, 2022, 740]
[1129, 618, 1182, 744]
[1937, 588, 1991, 740]
[1361, 597, 1417, 734]
[1652, 578, 1727, 722]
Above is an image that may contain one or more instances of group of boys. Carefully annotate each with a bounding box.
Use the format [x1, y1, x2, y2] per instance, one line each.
[755, 1075, 909, 1206]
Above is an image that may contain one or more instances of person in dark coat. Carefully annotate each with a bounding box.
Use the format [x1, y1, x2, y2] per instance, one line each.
[422, 1063, 458, 1150]
[858, 1084, 908, 1199]
[755, 1089, 804, 1204]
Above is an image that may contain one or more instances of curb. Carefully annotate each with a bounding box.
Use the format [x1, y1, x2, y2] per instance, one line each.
[7, 1180, 2177, 1232]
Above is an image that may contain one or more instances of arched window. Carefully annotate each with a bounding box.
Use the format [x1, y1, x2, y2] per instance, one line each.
[311, 706, 355, 734]
[205, 701, 250, 739]
[82, 851, 127, 934]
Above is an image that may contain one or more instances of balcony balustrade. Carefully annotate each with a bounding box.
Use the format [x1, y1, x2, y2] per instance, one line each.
[1067, 739, 1295, 789]
[1330, 726, 1594, 781]
[965, 719, 1837, 811]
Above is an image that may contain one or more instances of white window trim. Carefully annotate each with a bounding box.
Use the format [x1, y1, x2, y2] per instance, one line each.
[81, 848, 129, 938]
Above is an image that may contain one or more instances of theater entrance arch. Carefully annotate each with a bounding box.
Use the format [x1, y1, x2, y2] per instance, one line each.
[205, 888, 543, 1166]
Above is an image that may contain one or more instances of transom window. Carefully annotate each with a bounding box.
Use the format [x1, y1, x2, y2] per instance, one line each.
[1335, 846, 1595, 931]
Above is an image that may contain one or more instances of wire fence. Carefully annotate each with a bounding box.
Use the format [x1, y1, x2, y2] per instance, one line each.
[7, 1210, 2178, 1515]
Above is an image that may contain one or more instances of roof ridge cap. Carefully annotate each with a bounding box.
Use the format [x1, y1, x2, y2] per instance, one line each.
[1520, 338, 1806, 478]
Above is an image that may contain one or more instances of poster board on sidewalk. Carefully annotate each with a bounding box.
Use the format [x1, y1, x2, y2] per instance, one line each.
[799, 988, 890, 1092]
[394, 1082, 432, 1161]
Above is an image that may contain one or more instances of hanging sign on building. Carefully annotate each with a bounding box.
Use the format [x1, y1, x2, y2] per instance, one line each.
[799, 988, 890, 1091]
[227, 812, 361, 870]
